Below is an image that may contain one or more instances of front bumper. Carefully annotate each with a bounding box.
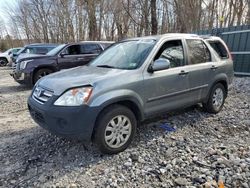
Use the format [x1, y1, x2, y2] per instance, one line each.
[28, 95, 100, 141]
[10, 71, 32, 86]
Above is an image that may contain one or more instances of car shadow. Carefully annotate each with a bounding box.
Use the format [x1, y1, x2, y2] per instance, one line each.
[0, 85, 31, 95]
[132, 104, 214, 145]
[0, 104, 214, 187]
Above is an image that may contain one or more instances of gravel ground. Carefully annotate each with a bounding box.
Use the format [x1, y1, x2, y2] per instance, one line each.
[0, 67, 249, 188]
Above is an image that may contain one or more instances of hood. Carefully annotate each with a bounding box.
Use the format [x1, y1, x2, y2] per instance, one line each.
[0, 52, 8, 57]
[38, 66, 128, 95]
[17, 54, 50, 62]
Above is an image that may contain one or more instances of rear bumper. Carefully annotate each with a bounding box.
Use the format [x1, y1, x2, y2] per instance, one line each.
[28, 95, 100, 141]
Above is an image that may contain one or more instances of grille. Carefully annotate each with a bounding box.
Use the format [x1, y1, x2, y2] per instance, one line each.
[32, 86, 53, 104]
[12, 62, 18, 70]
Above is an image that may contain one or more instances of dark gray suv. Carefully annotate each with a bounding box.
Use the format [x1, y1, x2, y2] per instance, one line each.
[11, 41, 113, 86]
[28, 34, 234, 154]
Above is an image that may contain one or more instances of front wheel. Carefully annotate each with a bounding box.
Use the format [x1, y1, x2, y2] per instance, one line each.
[203, 83, 226, 113]
[94, 105, 137, 154]
[33, 68, 53, 84]
[0, 58, 8, 66]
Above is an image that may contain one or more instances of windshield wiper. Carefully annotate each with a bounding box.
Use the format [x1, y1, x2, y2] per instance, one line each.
[96, 65, 115, 68]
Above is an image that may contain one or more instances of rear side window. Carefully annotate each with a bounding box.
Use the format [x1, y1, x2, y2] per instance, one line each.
[208, 41, 229, 59]
[186, 39, 211, 65]
[81, 44, 102, 54]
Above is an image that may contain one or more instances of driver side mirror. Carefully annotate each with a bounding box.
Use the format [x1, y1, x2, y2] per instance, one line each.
[148, 58, 170, 73]
[60, 52, 67, 58]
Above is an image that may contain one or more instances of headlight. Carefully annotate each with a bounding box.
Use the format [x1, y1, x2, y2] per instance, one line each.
[20, 60, 33, 69]
[54, 87, 93, 106]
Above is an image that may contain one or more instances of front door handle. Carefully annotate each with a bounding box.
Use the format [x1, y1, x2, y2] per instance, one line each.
[77, 57, 85, 60]
[211, 65, 218, 70]
[179, 70, 189, 76]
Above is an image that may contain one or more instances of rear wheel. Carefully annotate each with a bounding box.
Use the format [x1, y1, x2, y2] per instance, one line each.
[94, 105, 137, 154]
[0, 58, 8, 66]
[33, 68, 53, 84]
[203, 83, 226, 113]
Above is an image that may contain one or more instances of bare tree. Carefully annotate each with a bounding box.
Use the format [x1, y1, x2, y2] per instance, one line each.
[150, 0, 157, 34]
[1, 0, 249, 44]
[248, 0, 250, 24]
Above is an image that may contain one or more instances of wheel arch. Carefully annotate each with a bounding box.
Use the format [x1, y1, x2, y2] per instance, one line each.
[211, 79, 228, 97]
[0, 57, 9, 64]
[32, 66, 57, 85]
[205, 77, 228, 103]
[91, 98, 144, 141]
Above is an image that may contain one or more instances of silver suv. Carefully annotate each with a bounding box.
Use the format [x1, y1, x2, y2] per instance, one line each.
[28, 34, 234, 154]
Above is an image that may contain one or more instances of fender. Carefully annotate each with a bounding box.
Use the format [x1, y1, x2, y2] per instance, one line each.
[90, 89, 145, 120]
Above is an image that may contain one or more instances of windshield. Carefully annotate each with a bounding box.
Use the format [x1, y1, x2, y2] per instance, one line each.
[46, 44, 66, 56]
[90, 39, 156, 70]
[3, 49, 11, 53]
[16, 48, 24, 55]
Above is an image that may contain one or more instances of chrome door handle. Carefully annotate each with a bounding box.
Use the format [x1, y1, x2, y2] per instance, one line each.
[211, 65, 218, 70]
[179, 70, 189, 75]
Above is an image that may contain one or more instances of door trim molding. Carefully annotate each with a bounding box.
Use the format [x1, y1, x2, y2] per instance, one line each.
[147, 84, 208, 102]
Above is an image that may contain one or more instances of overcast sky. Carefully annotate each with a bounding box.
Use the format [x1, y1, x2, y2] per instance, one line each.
[0, 0, 17, 24]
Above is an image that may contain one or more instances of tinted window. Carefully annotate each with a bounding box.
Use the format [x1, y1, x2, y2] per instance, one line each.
[12, 48, 21, 53]
[81, 44, 102, 54]
[63, 45, 81, 55]
[36, 47, 49, 54]
[22, 47, 35, 54]
[208, 41, 229, 59]
[186, 39, 211, 64]
[154, 40, 184, 68]
[101, 43, 113, 49]
[22, 47, 54, 54]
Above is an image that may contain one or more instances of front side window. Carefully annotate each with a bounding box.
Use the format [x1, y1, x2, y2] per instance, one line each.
[154, 40, 185, 68]
[23, 47, 35, 54]
[186, 39, 211, 65]
[90, 39, 156, 70]
[63, 45, 81, 55]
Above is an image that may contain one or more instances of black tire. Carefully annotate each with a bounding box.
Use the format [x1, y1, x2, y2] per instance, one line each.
[0, 58, 8, 66]
[94, 105, 137, 154]
[33, 68, 53, 84]
[203, 83, 226, 114]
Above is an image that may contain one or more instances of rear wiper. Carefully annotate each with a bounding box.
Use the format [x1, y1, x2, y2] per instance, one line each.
[96, 65, 115, 68]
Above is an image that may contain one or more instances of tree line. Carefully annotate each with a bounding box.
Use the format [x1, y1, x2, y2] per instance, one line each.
[0, 0, 250, 49]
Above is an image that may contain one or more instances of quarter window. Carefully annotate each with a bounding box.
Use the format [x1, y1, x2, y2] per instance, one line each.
[186, 39, 211, 64]
[154, 40, 185, 68]
[208, 41, 229, 59]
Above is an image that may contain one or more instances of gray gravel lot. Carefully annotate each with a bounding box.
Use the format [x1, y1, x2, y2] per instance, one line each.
[0, 67, 249, 188]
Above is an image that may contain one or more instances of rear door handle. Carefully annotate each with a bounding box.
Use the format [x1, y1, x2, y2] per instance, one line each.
[211, 65, 218, 70]
[179, 70, 189, 76]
